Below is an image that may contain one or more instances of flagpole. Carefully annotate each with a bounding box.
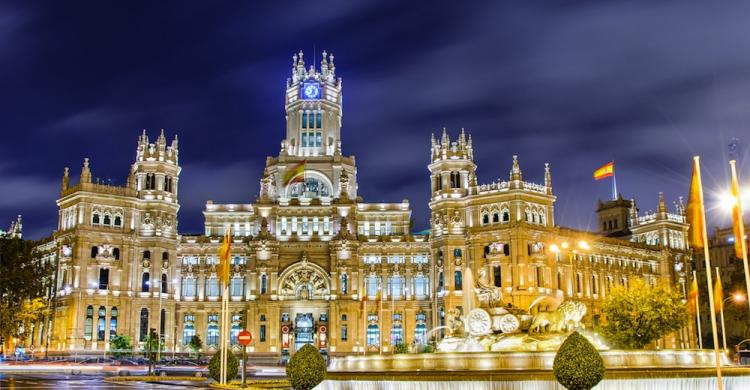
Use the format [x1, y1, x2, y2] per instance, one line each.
[729, 160, 750, 317]
[612, 161, 617, 200]
[694, 270, 703, 349]
[716, 267, 727, 351]
[694, 156, 723, 389]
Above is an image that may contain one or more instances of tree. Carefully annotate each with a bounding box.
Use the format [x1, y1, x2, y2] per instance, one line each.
[553, 331, 605, 390]
[286, 344, 326, 390]
[601, 278, 688, 349]
[0, 238, 53, 351]
[187, 335, 203, 359]
[111, 335, 133, 358]
[208, 351, 238, 382]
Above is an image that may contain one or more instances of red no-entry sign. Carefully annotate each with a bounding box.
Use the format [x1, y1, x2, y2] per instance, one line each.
[238, 330, 252, 346]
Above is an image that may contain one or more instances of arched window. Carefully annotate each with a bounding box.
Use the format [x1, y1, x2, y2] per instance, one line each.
[109, 307, 118, 340]
[161, 273, 168, 293]
[181, 276, 196, 297]
[103, 214, 111, 225]
[164, 176, 172, 193]
[92, 213, 100, 225]
[525, 210, 531, 222]
[114, 216, 122, 227]
[141, 272, 150, 292]
[260, 274, 267, 295]
[98, 268, 109, 290]
[391, 315, 404, 346]
[503, 244, 510, 256]
[366, 321, 379, 347]
[162, 252, 169, 261]
[160, 309, 166, 341]
[143, 250, 151, 260]
[97, 306, 106, 341]
[230, 314, 241, 345]
[340, 274, 348, 295]
[493, 266, 502, 287]
[230, 276, 244, 296]
[492, 213, 499, 223]
[112, 248, 120, 260]
[301, 112, 308, 129]
[182, 314, 195, 345]
[91, 246, 99, 258]
[482, 214, 489, 225]
[502, 210, 510, 223]
[207, 314, 219, 346]
[206, 276, 219, 297]
[483, 245, 491, 258]
[84, 305, 94, 341]
[139, 308, 149, 342]
[454, 270, 463, 291]
[454, 248, 462, 258]
[603, 221, 607, 231]
[145, 173, 156, 190]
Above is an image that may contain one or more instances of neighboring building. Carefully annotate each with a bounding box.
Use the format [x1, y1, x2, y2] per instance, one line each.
[38, 51, 695, 357]
[0, 215, 23, 239]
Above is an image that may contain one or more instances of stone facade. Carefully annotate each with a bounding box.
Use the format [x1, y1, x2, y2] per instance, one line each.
[39, 51, 695, 357]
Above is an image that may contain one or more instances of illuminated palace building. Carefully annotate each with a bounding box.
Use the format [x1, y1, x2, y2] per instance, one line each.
[42, 51, 695, 357]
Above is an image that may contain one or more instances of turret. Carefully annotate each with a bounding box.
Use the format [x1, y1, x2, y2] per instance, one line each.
[132, 130, 181, 200]
[428, 129, 477, 197]
[596, 194, 633, 237]
[656, 192, 667, 220]
[284, 50, 343, 157]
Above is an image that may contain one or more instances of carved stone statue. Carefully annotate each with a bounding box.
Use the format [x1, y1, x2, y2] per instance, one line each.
[475, 268, 502, 308]
[446, 308, 465, 337]
[529, 300, 587, 334]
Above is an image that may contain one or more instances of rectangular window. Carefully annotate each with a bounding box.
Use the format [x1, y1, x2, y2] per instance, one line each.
[363, 221, 370, 236]
[316, 112, 322, 128]
[374, 222, 381, 236]
[281, 217, 288, 233]
[316, 132, 322, 146]
[493, 266, 502, 288]
[341, 324, 348, 341]
[182, 277, 196, 297]
[537, 266, 544, 287]
[323, 217, 330, 233]
[312, 217, 319, 233]
[454, 270, 463, 291]
[302, 217, 309, 235]
[260, 325, 266, 342]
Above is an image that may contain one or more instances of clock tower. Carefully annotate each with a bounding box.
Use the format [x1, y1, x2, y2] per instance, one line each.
[283, 50, 343, 157]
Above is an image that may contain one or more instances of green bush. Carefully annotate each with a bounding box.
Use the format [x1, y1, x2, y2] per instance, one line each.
[110, 335, 132, 358]
[421, 344, 436, 354]
[286, 344, 326, 390]
[393, 343, 409, 354]
[208, 351, 239, 382]
[553, 331, 605, 390]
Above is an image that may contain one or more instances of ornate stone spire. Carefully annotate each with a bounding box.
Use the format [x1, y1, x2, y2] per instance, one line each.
[544, 162, 552, 194]
[510, 155, 522, 181]
[630, 198, 639, 226]
[657, 192, 667, 219]
[80, 158, 91, 184]
[127, 164, 136, 189]
[62, 167, 69, 192]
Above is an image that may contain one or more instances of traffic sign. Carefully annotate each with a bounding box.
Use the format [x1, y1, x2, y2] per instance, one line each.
[238, 330, 252, 346]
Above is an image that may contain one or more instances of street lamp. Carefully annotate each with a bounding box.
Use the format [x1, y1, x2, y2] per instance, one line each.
[719, 292, 746, 351]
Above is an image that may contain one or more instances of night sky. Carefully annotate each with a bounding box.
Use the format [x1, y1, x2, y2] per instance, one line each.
[2, 1, 749, 240]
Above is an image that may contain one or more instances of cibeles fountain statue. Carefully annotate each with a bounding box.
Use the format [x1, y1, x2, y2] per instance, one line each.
[437, 266, 608, 352]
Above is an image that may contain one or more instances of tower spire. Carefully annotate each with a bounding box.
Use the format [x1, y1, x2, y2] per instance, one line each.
[80, 158, 91, 184]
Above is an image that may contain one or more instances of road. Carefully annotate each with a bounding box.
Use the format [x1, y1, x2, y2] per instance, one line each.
[0, 373, 208, 389]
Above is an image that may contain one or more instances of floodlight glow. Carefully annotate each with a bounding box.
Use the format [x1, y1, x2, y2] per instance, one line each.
[719, 192, 737, 211]
[733, 293, 746, 303]
[578, 241, 590, 250]
[549, 244, 560, 253]
[561, 242, 569, 249]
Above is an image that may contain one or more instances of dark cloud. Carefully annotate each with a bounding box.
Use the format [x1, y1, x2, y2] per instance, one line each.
[1, 0, 749, 239]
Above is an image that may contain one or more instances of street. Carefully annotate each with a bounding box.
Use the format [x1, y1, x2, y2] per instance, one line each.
[0, 373, 207, 389]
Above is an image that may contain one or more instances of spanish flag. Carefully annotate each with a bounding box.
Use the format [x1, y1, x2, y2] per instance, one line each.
[686, 156, 706, 249]
[688, 276, 699, 314]
[714, 273, 724, 314]
[218, 226, 232, 287]
[283, 160, 305, 186]
[593, 161, 614, 180]
[730, 161, 746, 259]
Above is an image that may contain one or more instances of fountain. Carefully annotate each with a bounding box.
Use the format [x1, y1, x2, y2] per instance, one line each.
[320, 267, 750, 389]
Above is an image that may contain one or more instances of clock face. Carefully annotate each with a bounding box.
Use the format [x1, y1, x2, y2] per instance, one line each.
[303, 82, 321, 99]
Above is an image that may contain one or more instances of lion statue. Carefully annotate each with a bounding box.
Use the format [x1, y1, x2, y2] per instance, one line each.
[558, 300, 587, 331]
[529, 300, 587, 334]
[529, 310, 565, 333]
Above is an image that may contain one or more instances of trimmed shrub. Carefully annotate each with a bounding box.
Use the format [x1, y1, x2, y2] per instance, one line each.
[421, 344, 436, 354]
[553, 331, 605, 390]
[286, 344, 326, 390]
[393, 343, 409, 354]
[208, 351, 239, 382]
